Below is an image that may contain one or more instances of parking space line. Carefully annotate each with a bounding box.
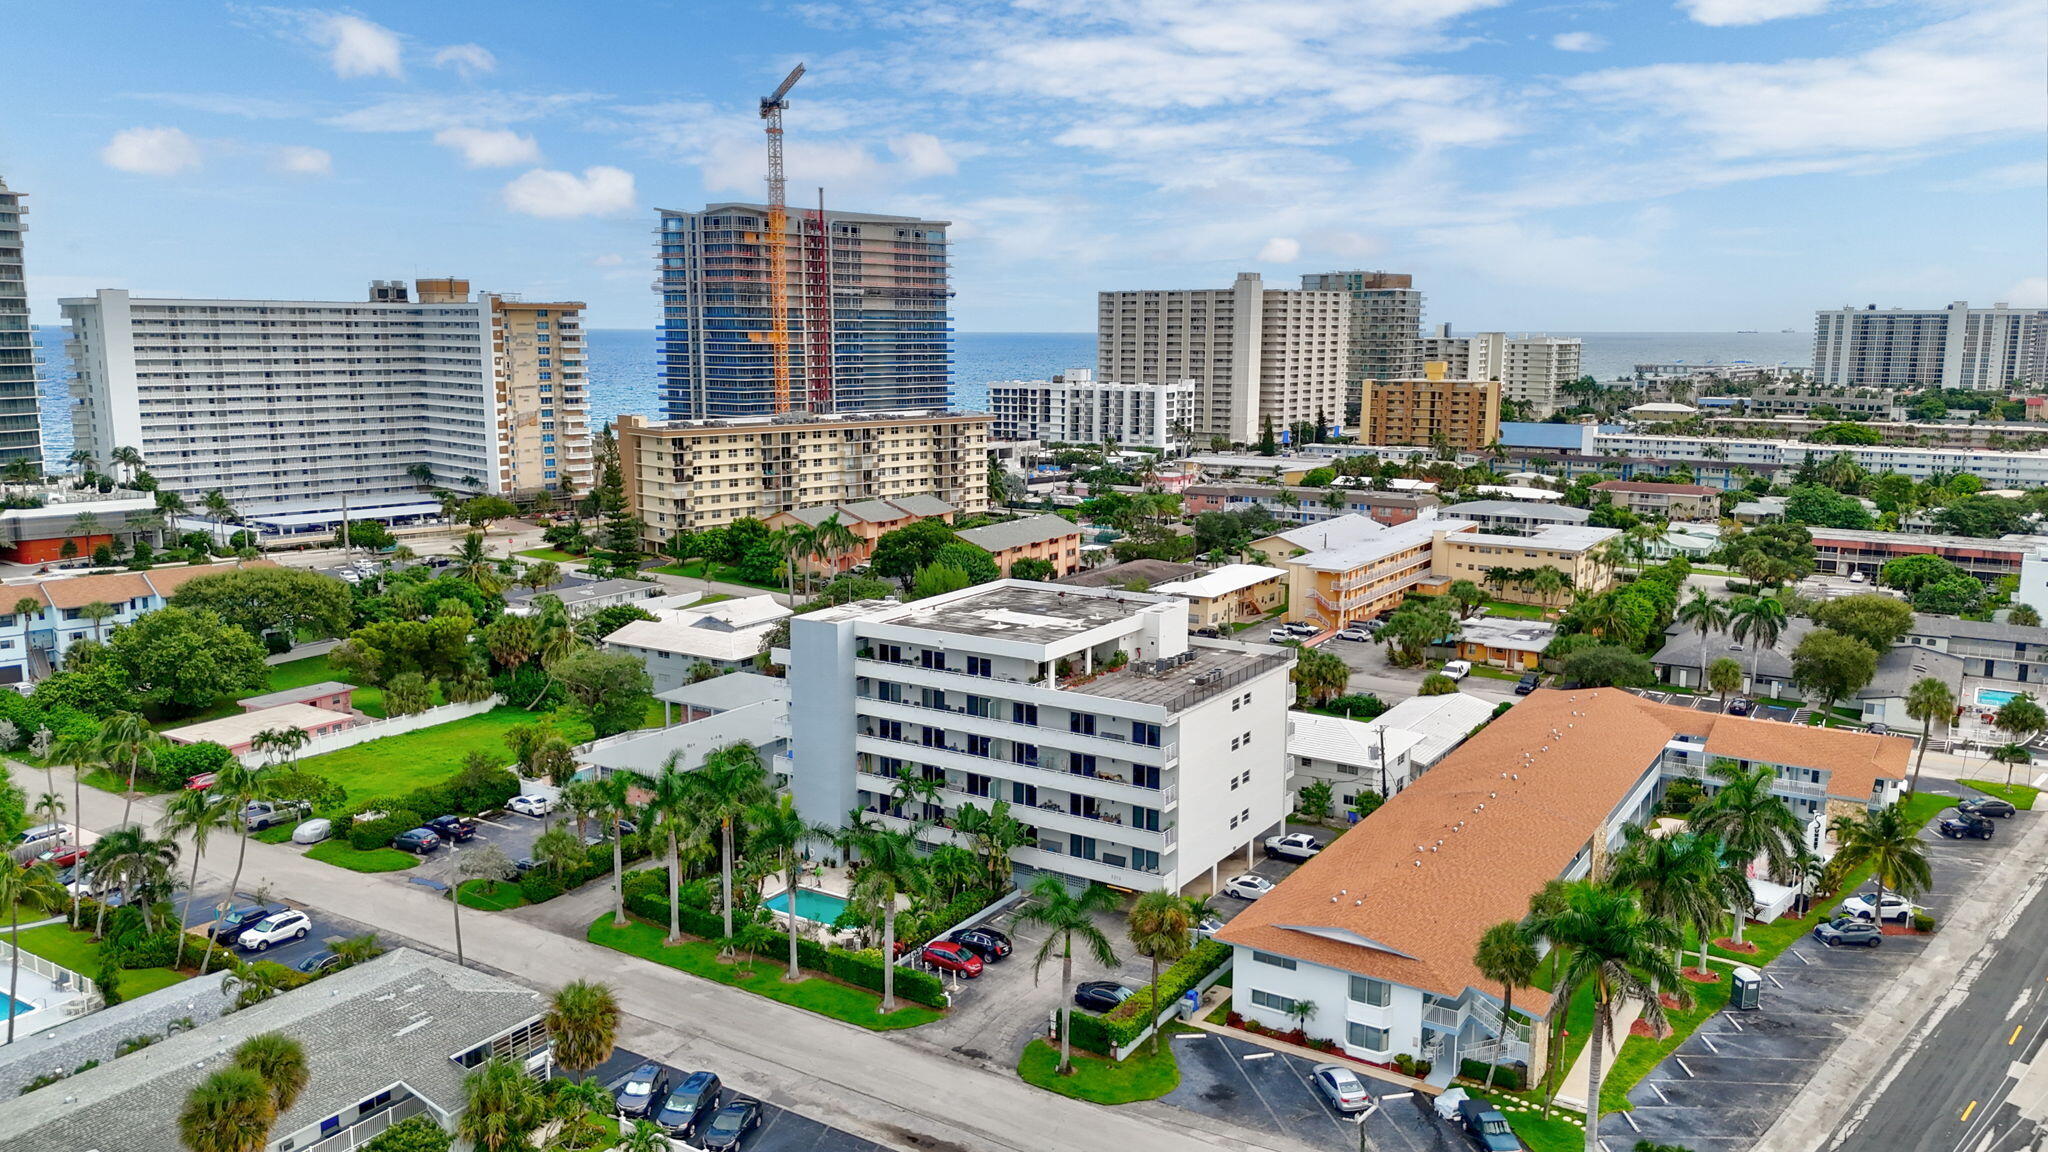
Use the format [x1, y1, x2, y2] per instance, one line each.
[1791, 949, 1811, 965]
[1700, 1035, 1720, 1053]
[1652, 1083, 1670, 1105]
[1726, 1016, 1742, 1032]
[1676, 1058, 1695, 1078]
[1242, 1052, 1273, 1061]
[1764, 972, 1783, 988]
[1622, 1112, 1641, 1132]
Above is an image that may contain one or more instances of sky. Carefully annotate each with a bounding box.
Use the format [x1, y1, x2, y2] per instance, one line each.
[6, 0, 2044, 332]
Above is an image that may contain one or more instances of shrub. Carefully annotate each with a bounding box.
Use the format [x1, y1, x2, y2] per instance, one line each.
[363, 1116, 454, 1152]
[1911, 911, 1936, 933]
[1322, 693, 1386, 718]
[347, 808, 421, 851]
[150, 741, 237, 790]
[1393, 1053, 1415, 1075]
[1106, 939, 1230, 1038]
[1459, 1058, 1524, 1090]
[115, 1033, 159, 1056]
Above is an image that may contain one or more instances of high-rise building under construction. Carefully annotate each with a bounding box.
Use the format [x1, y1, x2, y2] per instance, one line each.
[655, 203, 952, 419]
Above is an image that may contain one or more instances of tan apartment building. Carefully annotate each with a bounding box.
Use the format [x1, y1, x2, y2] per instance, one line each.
[618, 411, 989, 545]
[1432, 524, 1619, 607]
[1591, 480, 1720, 522]
[764, 495, 955, 574]
[1360, 361, 1501, 451]
[956, 513, 1083, 576]
[1279, 518, 1617, 627]
[1098, 273, 1350, 444]
[418, 279, 593, 496]
[1150, 564, 1289, 630]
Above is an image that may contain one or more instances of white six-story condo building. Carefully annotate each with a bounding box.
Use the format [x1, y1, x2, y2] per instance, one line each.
[786, 581, 1295, 891]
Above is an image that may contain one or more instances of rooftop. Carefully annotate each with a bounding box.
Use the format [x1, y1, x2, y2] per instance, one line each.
[1457, 617, 1557, 652]
[653, 670, 789, 712]
[1067, 643, 1292, 710]
[161, 701, 350, 746]
[1438, 500, 1590, 523]
[1593, 480, 1720, 497]
[1261, 513, 1393, 555]
[506, 577, 661, 608]
[1804, 528, 2046, 552]
[1288, 710, 1423, 771]
[581, 698, 789, 777]
[1292, 518, 1467, 573]
[1058, 558, 1205, 588]
[1369, 692, 1504, 766]
[868, 582, 1166, 645]
[1150, 564, 1288, 599]
[1447, 525, 1620, 554]
[956, 513, 1081, 552]
[237, 680, 354, 710]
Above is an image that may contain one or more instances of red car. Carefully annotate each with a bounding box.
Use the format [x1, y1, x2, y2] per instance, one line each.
[34, 844, 86, 868]
[919, 941, 984, 978]
[185, 772, 218, 791]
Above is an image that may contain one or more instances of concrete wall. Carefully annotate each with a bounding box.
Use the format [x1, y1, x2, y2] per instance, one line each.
[244, 696, 501, 767]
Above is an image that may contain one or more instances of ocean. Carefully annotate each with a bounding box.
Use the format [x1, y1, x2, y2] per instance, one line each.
[30, 326, 1811, 456]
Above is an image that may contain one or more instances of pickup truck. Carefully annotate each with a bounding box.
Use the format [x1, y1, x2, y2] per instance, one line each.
[1263, 832, 1324, 861]
[1456, 1099, 1523, 1151]
[242, 800, 312, 832]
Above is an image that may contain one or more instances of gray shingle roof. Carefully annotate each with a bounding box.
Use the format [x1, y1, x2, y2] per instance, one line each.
[957, 513, 1079, 552]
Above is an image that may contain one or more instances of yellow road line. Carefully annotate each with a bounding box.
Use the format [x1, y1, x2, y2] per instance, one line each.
[2013, 1025, 2026, 1046]
[1962, 1100, 1979, 1122]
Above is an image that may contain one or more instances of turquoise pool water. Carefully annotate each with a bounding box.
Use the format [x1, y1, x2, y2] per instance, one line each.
[1978, 688, 2023, 708]
[764, 886, 851, 924]
[0, 996, 33, 1020]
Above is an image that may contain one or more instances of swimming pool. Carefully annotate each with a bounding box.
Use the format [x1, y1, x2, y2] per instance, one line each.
[1978, 688, 2024, 708]
[0, 996, 33, 1021]
[763, 886, 851, 925]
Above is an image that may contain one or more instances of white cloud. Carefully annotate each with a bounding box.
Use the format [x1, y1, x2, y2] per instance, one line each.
[272, 145, 333, 175]
[501, 166, 636, 218]
[1551, 31, 1607, 52]
[434, 127, 543, 168]
[432, 43, 496, 77]
[101, 127, 202, 175]
[1257, 236, 1301, 262]
[889, 133, 957, 177]
[313, 13, 403, 78]
[1677, 0, 1828, 26]
[590, 253, 626, 267]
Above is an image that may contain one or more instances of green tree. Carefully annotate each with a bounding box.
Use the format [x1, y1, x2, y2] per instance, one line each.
[1912, 574, 1984, 615]
[1830, 805, 1933, 933]
[199, 761, 266, 977]
[1810, 594, 1916, 651]
[2013, 604, 2043, 628]
[1126, 890, 1192, 1054]
[1560, 645, 1654, 688]
[932, 542, 1001, 585]
[949, 800, 1029, 893]
[750, 793, 823, 981]
[97, 711, 163, 827]
[841, 822, 931, 1012]
[1471, 921, 1540, 1091]
[1009, 556, 1056, 581]
[1707, 656, 1744, 708]
[1790, 629, 1878, 717]
[1448, 580, 1485, 619]
[0, 860, 63, 1043]
[231, 1033, 309, 1116]
[1904, 677, 1957, 794]
[158, 787, 237, 969]
[460, 495, 520, 534]
[909, 562, 972, 600]
[384, 671, 433, 716]
[544, 980, 621, 1078]
[171, 567, 354, 641]
[1296, 779, 1334, 821]
[688, 742, 770, 941]
[1994, 692, 2047, 750]
[870, 519, 960, 589]
[454, 1057, 544, 1152]
[361, 1116, 451, 1152]
[1419, 671, 1459, 695]
[552, 648, 653, 738]
[1257, 415, 1278, 456]
[1729, 595, 1788, 688]
[1690, 761, 1802, 944]
[450, 532, 508, 596]
[178, 1066, 276, 1152]
[1013, 874, 1121, 1075]
[530, 824, 586, 881]
[1675, 590, 1728, 685]
[82, 824, 179, 936]
[1781, 484, 1872, 530]
[104, 606, 268, 715]
[1289, 644, 1351, 705]
[1608, 827, 1749, 977]
[1879, 553, 1962, 593]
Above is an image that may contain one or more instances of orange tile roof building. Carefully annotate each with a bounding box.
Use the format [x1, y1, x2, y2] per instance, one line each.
[0, 559, 273, 685]
[1215, 689, 1907, 1080]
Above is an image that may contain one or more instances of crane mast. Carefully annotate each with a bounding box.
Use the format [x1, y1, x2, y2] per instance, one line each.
[760, 63, 805, 414]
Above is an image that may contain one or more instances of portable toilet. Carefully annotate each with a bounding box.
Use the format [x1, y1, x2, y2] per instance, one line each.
[1731, 965, 1762, 1010]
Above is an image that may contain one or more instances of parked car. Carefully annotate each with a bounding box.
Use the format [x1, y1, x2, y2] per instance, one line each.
[1865, 722, 1889, 737]
[237, 909, 312, 952]
[33, 843, 87, 868]
[1311, 1063, 1372, 1113]
[1813, 917, 1883, 948]
[700, 1099, 762, 1152]
[1074, 980, 1135, 1013]
[243, 800, 311, 832]
[507, 794, 554, 817]
[1456, 1098, 1524, 1151]
[1264, 832, 1324, 861]
[1440, 660, 1472, 681]
[613, 1062, 668, 1119]
[184, 772, 218, 792]
[209, 905, 276, 944]
[919, 941, 984, 978]
[1192, 916, 1226, 940]
[1938, 814, 1995, 840]
[513, 856, 538, 875]
[295, 950, 343, 975]
[1268, 628, 1294, 643]
[1515, 672, 1540, 695]
[1840, 891, 1916, 922]
[1286, 621, 1320, 636]
[425, 815, 477, 843]
[948, 927, 1012, 961]
[1221, 874, 1275, 900]
[1726, 698, 1754, 717]
[1337, 627, 1372, 642]
[391, 828, 442, 855]
[653, 1071, 722, 1138]
[14, 822, 65, 846]
[291, 818, 333, 845]
[1959, 796, 2018, 819]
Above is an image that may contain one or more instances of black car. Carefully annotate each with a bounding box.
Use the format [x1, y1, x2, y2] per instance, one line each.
[1726, 698, 1754, 717]
[1938, 814, 1996, 840]
[513, 856, 537, 875]
[1456, 1098, 1523, 1151]
[652, 1070, 722, 1137]
[295, 950, 342, 975]
[612, 1062, 668, 1119]
[949, 927, 1013, 961]
[1074, 980, 1134, 1012]
[1959, 796, 2018, 819]
[426, 815, 477, 842]
[1514, 672, 1540, 696]
[701, 1099, 762, 1151]
[208, 905, 274, 945]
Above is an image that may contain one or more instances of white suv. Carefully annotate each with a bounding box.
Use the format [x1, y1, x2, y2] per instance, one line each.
[238, 909, 312, 952]
[1440, 660, 1472, 681]
[508, 794, 555, 817]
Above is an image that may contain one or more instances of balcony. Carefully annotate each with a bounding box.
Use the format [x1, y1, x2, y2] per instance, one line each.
[853, 732, 1176, 809]
[856, 693, 1177, 768]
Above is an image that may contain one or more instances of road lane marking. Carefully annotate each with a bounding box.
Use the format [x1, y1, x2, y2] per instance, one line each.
[2012, 1025, 2025, 1046]
[1961, 1100, 1978, 1122]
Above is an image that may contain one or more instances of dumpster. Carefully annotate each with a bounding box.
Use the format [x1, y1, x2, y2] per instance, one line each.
[1731, 965, 1762, 1010]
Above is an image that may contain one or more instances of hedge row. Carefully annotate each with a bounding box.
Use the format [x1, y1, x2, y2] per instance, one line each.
[517, 840, 649, 904]
[1459, 1059, 1525, 1091]
[1100, 939, 1232, 1044]
[339, 764, 520, 850]
[618, 870, 947, 1010]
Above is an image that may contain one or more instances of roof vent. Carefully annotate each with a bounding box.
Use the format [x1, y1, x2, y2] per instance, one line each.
[1354, 898, 1364, 906]
[1331, 895, 1340, 902]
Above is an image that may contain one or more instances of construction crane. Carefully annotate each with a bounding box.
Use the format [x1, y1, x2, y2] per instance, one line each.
[760, 62, 805, 414]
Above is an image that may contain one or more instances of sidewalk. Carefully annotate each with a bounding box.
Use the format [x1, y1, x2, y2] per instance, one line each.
[1551, 994, 1641, 1111]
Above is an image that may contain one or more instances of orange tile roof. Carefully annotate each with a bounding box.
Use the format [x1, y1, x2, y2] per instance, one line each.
[39, 572, 154, 610]
[139, 558, 276, 597]
[1216, 689, 1910, 1005]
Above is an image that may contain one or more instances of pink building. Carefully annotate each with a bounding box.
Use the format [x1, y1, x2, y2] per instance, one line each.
[236, 681, 356, 715]
[162, 702, 355, 756]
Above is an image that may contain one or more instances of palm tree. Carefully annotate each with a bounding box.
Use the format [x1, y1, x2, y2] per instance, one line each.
[220, 957, 287, 1010]
[949, 800, 1027, 893]
[1994, 693, 2046, 761]
[81, 824, 179, 936]
[1904, 677, 1957, 794]
[178, 1065, 276, 1152]
[111, 445, 145, 483]
[1688, 761, 1802, 945]
[690, 742, 769, 941]
[544, 980, 620, 1078]
[96, 711, 161, 828]
[841, 823, 929, 1012]
[231, 1033, 309, 1115]
[592, 771, 637, 929]
[1012, 874, 1120, 1074]
[80, 600, 114, 641]
[405, 462, 438, 490]
[1675, 589, 1728, 687]
[1527, 565, 1568, 613]
[201, 489, 237, 549]
[1831, 805, 1933, 933]
[643, 756, 699, 944]
[1993, 742, 2034, 789]
[52, 731, 101, 925]
[0, 860, 63, 1044]
[66, 449, 93, 480]
[249, 727, 310, 770]
[200, 762, 266, 976]
[331, 933, 385, 969]
[812, 513, 861, 583]
[619, 1119, 671, 1152]
[1127, 890, 1192, 1054]
[1708, 656, 1744, 708]
[1527, 881, 1686, 1144]
[887, 766, 942, 820]
[1471, 921, 1540, 1090]
[749, 793, 822, 981]
[1729, 595, 1787, 690]
[159, 788, 237, 968]
[548, 1077, 613, 1131]
[453, 531, 508, 595]
[1607, 826, 1748, 978]
[455, 1057, 544, 1152]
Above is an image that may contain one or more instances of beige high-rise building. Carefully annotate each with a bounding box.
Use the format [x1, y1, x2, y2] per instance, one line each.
[1419, 326, 1582, 417]
[617, 410, 990, 544]
[1097, 272, 1349, 445]
[1361, 361, 1501, 451]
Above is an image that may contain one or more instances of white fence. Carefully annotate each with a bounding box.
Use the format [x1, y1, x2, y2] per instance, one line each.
[0, 938, 97, 1005]
[241, 696, 503, 767]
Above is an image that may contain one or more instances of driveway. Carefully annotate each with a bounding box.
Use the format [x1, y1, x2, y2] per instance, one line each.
[590, 1048, 889, 1152]
[1614, 786, 2005, 1152]
[1326, 638, 1518, 709]
[177, 879, 382, 972]
[1165, 1031, 1460, 1151]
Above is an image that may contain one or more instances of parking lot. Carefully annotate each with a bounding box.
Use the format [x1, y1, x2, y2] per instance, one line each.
[1164, 1030, 1464, 1151]
[589, 1048, 889, 1151]
[1618, 783, 2004, 1152]
[1323, 635, 1521, 709]
[177, 878, 383, 972]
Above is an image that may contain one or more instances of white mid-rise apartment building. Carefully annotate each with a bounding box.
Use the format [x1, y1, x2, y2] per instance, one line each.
[986, 370, 1195, 451]
[1098, 273, 1350, 445]
[785, 581, 1296, 892]
[1812, 301, 2048, 390]
[1420, 326, 1583, 416]
[62, 279, 590, 526]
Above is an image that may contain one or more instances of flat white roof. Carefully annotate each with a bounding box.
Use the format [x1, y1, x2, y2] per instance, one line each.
[1289, 710, 1424, 770]
[1368, 692, 1501, 767]
[162, 702, 349, 746]
[1294, 518, 1471, 573]
[1152, 564, 1288, 599]
[1266, 514, 1390, 553]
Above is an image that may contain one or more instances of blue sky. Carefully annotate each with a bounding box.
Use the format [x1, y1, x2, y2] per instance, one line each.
[7, 0, 2044, 331]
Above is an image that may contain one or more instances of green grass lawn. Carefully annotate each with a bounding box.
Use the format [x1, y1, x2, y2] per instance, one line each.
[1017, 1028, 1185, 1104]
[1480, 599, 1554, 621]
[515, 548, 583, 562]
[12, 923, 188, 997]
[81, 767, 159, 796]
[1464, 665, 1526, 682]
[1960, 779, 2039, 810]
[1603, 975, 1732, 1112]
[587, 914, 942, 1031]
[1462, 1087, 1585, 1152]
[295, 705, 587, 804]
[457, 879, 529, 911]
[305, 841, 418, 873]
[648, 559, 786, 594]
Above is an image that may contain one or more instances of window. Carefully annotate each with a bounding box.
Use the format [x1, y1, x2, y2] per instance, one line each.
[1013, 702, 1038, 725]
[1349, 976, 1391, 1006]
[1231, 736, 1241, 752]
[1250, 989, 1292, 1012]
[1252, 951, 1297, 971]
[1070, 712, 1097, 736]
[966, 695, 993, 718]
[1133, 722, 1161, 747]
[1346, 1022, 1389, 1051]
[966, 655, 993, 678]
